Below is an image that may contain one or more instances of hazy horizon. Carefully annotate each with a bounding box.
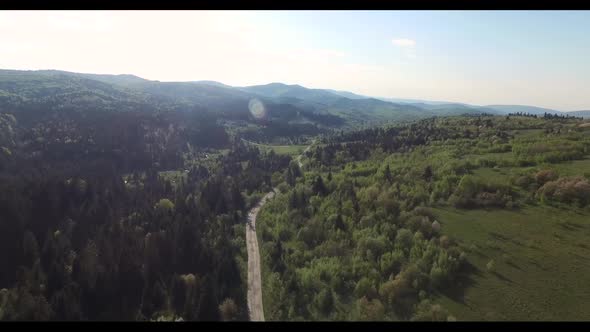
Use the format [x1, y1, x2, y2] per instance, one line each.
[1, 10, 589, 111]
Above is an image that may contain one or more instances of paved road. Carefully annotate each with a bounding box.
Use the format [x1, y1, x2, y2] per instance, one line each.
[296, 140, 315, 169]
[246, 189, 276, 321]
[245, 140, 315, 321]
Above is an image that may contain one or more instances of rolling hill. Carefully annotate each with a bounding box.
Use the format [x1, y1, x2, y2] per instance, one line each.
[566, 110, 590, 118]
[484, 104, 563, 116]
[2, 69, 569, 136]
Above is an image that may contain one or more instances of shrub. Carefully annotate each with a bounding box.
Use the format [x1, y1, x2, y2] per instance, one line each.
[395, 229, 414, 252]
[277, 182, 290, 194]
[411, 300, 451, 321]
[218, 298, 239, 321]
[486, 259, 495, 272]
[439, 235, 450, 249]
[535, 169, 558, 185]
[513, 174, 535, 189]
[154, 198, 175, 213]
[380, 251, 404, 278]
[429, 266, 445, 288]
[537, 176, 590, 206]
[357, 297, 385, 321]
[315, 289, 334, 316]
[354, 277, 377, 299]
[450, 175, 515, 209]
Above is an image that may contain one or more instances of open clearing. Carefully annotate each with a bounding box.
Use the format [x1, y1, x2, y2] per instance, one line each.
[431, 205, 590, 320]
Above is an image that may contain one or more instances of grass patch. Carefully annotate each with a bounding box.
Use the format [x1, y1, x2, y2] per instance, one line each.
[551, 158, 590, 178]
[431, 205, 590, 320]
[265, 145, 306, 156]
[158, 170, 188, 189]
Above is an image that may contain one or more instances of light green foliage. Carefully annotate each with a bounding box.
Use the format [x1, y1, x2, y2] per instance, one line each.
[486, 259, 495, 273]
[434, 205, 590, 320]
[258, 115, 590, 321]
[412, 300, 452, 321]
[155, 198, 175, 213]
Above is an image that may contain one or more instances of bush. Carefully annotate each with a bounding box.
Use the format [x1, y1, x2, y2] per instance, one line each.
[357, 297, 385, 321]
[429, 266, 445, 288]
[395, 229, 414, 252]
[354, 277, 377, 299]
[277, 182, 290, 194]
[473, 191, 510, 208]
[314, 289, 334, 316]
[154, 198, 175, 213]
[513, 174, 535, 189]
[450, 175, 515, 209]
[411, 300, 451, 321]
[537, 176, 590, 206]
[486, 259, 495, 272]
[535, 169, 558, 185]
[380, 251, 404, 278]
[218, 298, 239, 321]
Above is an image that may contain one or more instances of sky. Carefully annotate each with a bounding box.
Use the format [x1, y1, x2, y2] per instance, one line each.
[1, 10, 589, 111]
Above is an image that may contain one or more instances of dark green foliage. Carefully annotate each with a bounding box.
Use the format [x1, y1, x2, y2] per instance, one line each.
[0, 106, 291, 320]
[312, 175, 328, 196]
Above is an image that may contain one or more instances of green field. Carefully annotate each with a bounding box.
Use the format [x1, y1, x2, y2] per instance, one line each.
[552, 158, 590, 177]
[431, 205, 590, 320]
[469, 157, 590, 185]
[437, 148, 590, 320]
[265, 145, 306, 156]
[246, 142, 307, 156]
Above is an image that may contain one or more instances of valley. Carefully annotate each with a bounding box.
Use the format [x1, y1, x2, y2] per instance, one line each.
[3, 9, 590, 323]
[1, 70, 589, 321]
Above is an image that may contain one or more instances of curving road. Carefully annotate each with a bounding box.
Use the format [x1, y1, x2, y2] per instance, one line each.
[296, 140, 315, 169]
[246, 140, 315, 321]
[246, 189, 275, 321]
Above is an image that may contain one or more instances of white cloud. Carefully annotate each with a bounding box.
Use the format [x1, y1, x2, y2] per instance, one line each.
[392, 38, 416, 47]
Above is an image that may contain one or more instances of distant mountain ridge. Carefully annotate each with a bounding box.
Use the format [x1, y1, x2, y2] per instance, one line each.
[1, 69, 583, 131]
[483, 104, 563, 116]
[567, 110, 590, 118]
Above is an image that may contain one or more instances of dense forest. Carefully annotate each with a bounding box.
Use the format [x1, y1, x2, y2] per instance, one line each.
[257, 114, 590, 321]
[0, 93, 294, 320]
[1, 69, 525, 145]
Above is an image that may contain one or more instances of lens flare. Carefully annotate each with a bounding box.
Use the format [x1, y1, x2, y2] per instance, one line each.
[248, 98, 267, 120]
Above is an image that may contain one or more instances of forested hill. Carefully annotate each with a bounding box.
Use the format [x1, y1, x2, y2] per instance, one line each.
[256, 114, 590, 321]
[568, 110, 590, 118]
[0, 69, 301, 321]
[0, 69, 499, 138]
[0, 93, 294, 320]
